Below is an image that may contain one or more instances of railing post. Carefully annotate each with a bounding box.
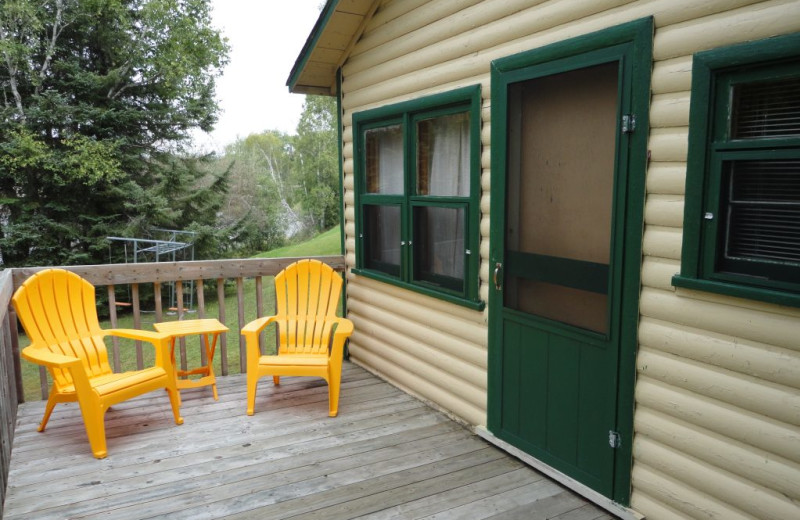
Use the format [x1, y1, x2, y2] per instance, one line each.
[132, 283, 144, 369]
[107, 285, 121, 372]
[6, 309, 22, 404]
[176, 280, 187, 372]
[1, 270, 21, 517]
[237, 277, 246, 373]
[197, 279, 207, 366]
[255, 276, 264, 355]
[217, 278, 228, 376]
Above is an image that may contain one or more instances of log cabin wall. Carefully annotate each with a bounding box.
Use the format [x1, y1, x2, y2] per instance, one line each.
[337, 1, 800, 518]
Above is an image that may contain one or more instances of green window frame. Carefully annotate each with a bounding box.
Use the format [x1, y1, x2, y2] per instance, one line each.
[353, 85, 483, 309]
[673, 32, 800, 308]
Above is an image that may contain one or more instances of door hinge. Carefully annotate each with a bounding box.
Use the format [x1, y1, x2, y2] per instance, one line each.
[609, 430, 621, 449]
[622, 114, 636, 134]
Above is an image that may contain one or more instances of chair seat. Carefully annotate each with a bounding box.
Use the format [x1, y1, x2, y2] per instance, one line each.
[259, 354, 328, 367]
[59, 367, 167, 396]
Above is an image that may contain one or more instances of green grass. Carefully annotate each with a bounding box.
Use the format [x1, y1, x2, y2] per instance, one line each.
[253, 225, 341, 258]
[19, 225, 342, 402]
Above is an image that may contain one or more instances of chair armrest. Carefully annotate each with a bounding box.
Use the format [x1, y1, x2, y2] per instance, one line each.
[241, 316, 280, 371]
[328, 317, 354, 362]
[22, 345, 94, 398]
[331, 317, 354, 337]
[21, 346, 81, 369]
[106, 329, 171, 342]
[105, 328, 173, 370]
[241, 316, 278, 335]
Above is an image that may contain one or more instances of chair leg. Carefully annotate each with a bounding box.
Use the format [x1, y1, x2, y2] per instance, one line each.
[37, 392, 59, 432]
[328, 365, 342, 418]
[167, 387, 184, 425]
[273, 375, 280, 385]
[79, 404, 108, 459]
[246, 373, 259, 416]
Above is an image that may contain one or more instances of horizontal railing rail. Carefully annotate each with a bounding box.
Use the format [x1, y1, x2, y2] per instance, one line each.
[6, 255, 346, 404]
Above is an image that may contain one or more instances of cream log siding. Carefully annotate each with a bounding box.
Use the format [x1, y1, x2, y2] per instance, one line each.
[335, 1, 800, 519]
[638, 3, 800, 519]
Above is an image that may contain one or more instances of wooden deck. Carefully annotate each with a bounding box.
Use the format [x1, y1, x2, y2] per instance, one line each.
[3, 363, 615, 519]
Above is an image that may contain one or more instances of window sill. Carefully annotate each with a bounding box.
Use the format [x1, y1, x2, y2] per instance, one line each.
[353, 268, 485, 311]
[671, 274, 800, 309]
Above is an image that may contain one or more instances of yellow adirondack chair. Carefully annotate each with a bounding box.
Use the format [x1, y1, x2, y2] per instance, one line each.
[12, 269, 183, 458]
[242, 259, 353, 417]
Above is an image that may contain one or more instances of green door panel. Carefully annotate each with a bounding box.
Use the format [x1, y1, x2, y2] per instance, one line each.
[500, 317, 617, 496]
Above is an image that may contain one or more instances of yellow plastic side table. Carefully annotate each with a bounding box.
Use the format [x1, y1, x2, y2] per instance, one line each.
[154, 318, 229, 401]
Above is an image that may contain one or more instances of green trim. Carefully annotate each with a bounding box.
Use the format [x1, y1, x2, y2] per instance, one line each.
[614, 18, 653, 506]
[287, 0, 338, 91]
[506, 252, 610, 295]
[337, 68, 345, 258]
[488, 17, 653, 506]
[352, 268, 486, 311]
[336, 68, 348, 328]
[677, 31, 800, 308]
[352, 85, 483, 310]
[354, 86, 481, 124]
[673, 275, 800, 308]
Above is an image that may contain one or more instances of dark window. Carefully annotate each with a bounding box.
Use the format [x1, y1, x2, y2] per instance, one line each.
[363, 205, 401, 277]
[674, 33, 800, 307]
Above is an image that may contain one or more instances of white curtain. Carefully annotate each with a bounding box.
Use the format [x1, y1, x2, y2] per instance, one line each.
[378, 206, 401, 265]
[375, 125, 404, 194]
[426, 113, 470, 196]
[422, 113, 469, 280]
[420, 206, 464, 281]
[367, 205, 401, 267]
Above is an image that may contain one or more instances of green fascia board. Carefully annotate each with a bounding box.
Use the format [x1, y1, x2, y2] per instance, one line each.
[286, 0, 339, 92]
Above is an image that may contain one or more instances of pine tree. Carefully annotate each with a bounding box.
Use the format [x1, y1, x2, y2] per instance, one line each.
[0, 0, 230, 266]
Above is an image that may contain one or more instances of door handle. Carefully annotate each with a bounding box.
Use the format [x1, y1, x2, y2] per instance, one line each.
[493, 262, 503, 291]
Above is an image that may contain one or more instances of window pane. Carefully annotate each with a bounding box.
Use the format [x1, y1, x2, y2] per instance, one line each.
[413, 206, 464, 292]
[364, 205, 401, 276]
[732, 76, 800, 139]
[416, 112, 470, 196]
[365, 125, 403, 194]
[724, 159, 800, 264]
[503, 62, 617, 334]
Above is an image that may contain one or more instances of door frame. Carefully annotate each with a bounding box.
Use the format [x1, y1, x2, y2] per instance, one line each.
[487, 17, 653, 505]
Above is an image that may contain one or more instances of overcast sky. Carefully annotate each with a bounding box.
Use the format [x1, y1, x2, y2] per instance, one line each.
[192, 0, 324, 152]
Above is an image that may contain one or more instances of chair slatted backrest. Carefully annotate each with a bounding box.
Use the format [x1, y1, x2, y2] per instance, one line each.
[12, 269, 111, 387]
[274, 260, 342, 355]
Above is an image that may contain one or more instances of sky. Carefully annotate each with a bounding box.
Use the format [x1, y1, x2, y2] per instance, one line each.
[191, 0, 325, 153]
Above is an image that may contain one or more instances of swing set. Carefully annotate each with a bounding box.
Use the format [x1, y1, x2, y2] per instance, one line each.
[106, 229, 198, 313]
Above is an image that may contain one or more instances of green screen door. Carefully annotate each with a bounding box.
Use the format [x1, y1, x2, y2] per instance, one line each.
[489, 28, 649, 500]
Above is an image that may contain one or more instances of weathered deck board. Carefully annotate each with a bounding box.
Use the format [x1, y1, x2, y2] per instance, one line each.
[3, 363, 615, 519]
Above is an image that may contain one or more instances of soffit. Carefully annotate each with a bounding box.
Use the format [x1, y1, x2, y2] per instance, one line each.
[287, 0, 378, 96]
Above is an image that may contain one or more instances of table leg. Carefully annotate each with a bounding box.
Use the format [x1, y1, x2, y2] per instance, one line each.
[204, 332, 219, 401]
[168, 337, 182, 406]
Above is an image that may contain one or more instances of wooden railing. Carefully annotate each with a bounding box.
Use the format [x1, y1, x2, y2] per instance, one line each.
[6, 255, 345, 402]
[0, 269, 22, 517]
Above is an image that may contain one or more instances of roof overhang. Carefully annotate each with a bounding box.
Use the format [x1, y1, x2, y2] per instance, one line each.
[287, 0, 377, 96]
